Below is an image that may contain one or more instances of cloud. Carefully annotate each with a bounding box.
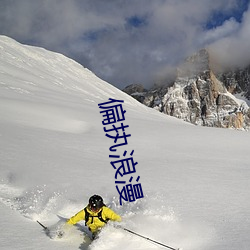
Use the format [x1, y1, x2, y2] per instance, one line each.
[209, 4, 250, 69]
[200, 18, 240, 45]
[0, 0, 249, 88]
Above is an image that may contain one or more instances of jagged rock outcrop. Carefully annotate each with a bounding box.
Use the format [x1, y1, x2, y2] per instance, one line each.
[123, 49, 250, 130]
[123, 84, 147, 103]
[217, 66, 250, 99]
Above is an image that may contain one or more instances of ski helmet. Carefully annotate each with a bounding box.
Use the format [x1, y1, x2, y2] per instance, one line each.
[89, 195, 104, 210]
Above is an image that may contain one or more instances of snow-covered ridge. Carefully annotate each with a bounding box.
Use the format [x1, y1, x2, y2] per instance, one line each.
[0, 35, 143, 106]
[0, 35, 150, 133]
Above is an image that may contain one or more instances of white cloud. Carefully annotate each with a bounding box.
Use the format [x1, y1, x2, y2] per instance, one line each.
[0, 0, 249, 88]
[200, 18, 240, 45]
[209, 5, 250, 68]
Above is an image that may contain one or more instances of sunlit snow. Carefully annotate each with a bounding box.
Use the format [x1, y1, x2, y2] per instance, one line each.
[0, 36, 249, 250]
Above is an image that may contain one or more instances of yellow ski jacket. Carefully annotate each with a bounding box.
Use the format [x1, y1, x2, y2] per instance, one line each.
[67, 206, 121, 233]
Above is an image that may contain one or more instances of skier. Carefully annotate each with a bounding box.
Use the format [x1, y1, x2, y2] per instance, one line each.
[66, 194, 122, 239]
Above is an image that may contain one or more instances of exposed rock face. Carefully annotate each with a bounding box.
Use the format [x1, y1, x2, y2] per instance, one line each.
[123, 84, 147, 103]
[217, 66, 250, 99]
[123, 49, 250, 130]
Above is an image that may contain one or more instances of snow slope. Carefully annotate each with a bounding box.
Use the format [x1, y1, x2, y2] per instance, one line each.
[0, 36, 250, 250]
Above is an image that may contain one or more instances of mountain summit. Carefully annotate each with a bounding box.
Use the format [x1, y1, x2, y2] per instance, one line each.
[124, 49, 250, 130]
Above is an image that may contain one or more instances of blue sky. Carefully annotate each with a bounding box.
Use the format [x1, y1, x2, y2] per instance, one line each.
[0, 0, 249, 89]
[205, 0, 249, 28]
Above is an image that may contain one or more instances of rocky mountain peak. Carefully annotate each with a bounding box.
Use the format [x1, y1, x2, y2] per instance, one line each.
[177, 49, 210, 78]
[123, 49, 250, 130]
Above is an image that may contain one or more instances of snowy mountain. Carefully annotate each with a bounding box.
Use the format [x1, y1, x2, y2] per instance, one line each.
[0, 36, 250, 250]
[124, 49, 250, 130]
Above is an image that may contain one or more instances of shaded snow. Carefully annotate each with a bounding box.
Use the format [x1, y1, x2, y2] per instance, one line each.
[0, 36, 250, 250]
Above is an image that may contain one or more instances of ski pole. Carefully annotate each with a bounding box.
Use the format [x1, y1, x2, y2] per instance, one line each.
[37, 220, 48, 231]
[122, 227, 180, 250]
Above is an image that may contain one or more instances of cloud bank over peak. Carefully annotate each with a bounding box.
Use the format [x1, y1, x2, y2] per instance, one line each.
[0, 0, 249, 88]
